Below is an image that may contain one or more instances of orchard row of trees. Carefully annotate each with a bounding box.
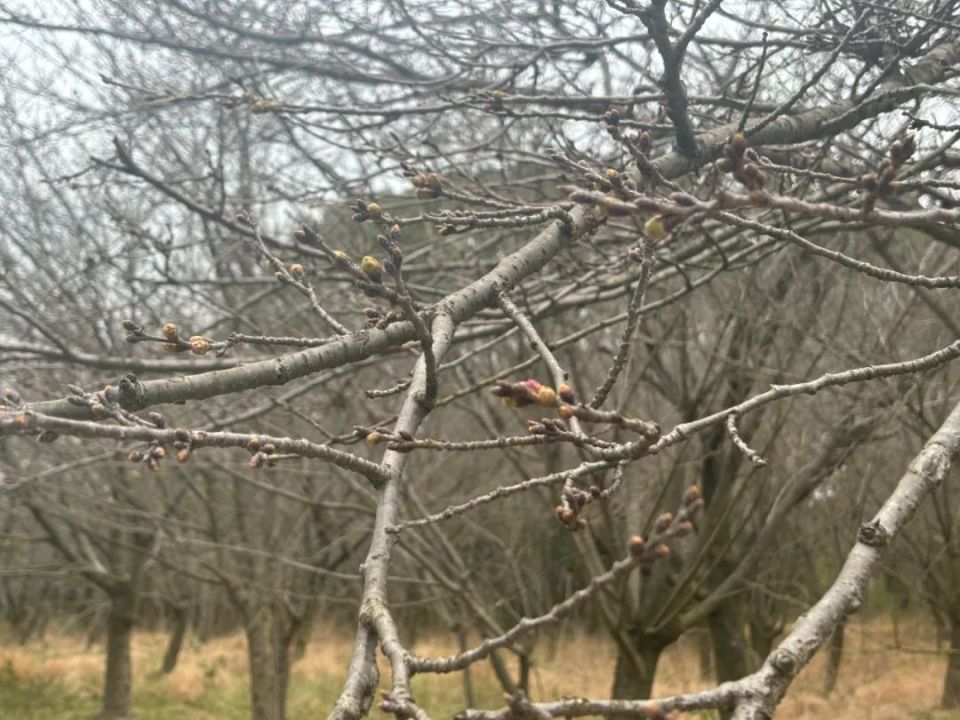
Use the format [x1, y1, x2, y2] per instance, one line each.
[1, 1, 960, 719]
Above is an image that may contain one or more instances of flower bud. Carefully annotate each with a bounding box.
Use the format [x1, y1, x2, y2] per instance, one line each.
[536, 386, 557, 407]
[629, 535, 646, 556]
[189, 336, 210, 355]
[558, 383, 575, 403]
[162, 322, 179, 340]
[643, 215, 669, 240]
[654, 512, 674, 533]
[683, 485, 702, 505]
[360, 256, 383, 283]
[731, 132, 747, 155]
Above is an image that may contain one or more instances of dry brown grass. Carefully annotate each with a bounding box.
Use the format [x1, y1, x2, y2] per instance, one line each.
[1, 615, 957, 718]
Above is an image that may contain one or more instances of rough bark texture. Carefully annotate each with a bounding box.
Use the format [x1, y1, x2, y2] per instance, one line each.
[943, 619, 960, 708]
[709, 601, 753, 720]
[100, 590, 135, 720]
[612, 638, 665, 700]
[245, 608, 292, 720]
[159, 605, 188, 675]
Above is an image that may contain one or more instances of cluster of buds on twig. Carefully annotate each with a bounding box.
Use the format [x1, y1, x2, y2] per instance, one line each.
[363, 307, 403, 330]
[170, 427, 193, 463]
[859, 134, 916, 211]
[715, 132, 766, 191]
[603, 108, 652, 151]
[351, 199, 385, 223]
[352, 425, 412, 447]
[401, 161, 443, 200]
[122, 320, 211, 356]
[493, 378, 574, 409]
[128, 444, 167, 471]
[376, 223, 404, 274]
[555, 483, 603, 531]
[604, 108, 656, 184]
[66, 383, 109, 417]
[247, 435, 278, 469]
[628, 484, 703, 563]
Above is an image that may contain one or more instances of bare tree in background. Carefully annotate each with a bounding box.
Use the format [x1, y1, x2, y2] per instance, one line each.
[2, 1, 960, 719]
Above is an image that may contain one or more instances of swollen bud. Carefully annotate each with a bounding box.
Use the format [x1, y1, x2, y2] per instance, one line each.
[731, 132, 747, 156]
[189, 336, 210, 355]
[360, 256, 383, 283]
[654, 512, 674, 533]
[682, 485, 702, 505]
[536, 386, 557, 407]
[643, 215, 669, 240]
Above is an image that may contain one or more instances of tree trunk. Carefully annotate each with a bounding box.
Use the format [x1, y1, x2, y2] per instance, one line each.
[823, 620, 845, 696]
[943, 618, 960, 709]
[611, 638, 664, 699]
[696, 629, 714, 680]
[459, 630, 476, 708]
[488, 650, 518, 695]
[245, 607, 292, 720]
[100, 589, 135, 719]
[159, 605, 188, 675]
[709, 602, 751, 720]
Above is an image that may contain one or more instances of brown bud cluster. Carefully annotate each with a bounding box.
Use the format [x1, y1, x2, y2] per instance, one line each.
[363, 307, 402, 330]
[377, 224, 404, 272]
[555, 503, 587, 531]
[858, 134, 916, 211]
[410, 171, 443, 199]
[248, 439, 277, 469]
[715, 132, 766, 191]
[128, 444, 167, 471]
[351, 199, 384, 223]
[625, 484, 705, 565]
